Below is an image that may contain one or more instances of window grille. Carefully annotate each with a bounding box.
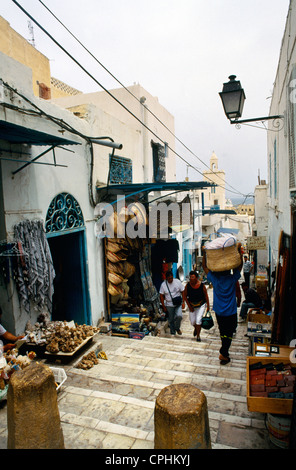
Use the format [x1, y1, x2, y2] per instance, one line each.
[45, 193, 84, 233]
[109, 155, 133, 184]
[152, 142, 166, 182]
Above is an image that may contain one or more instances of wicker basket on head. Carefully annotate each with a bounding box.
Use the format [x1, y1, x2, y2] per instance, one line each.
[205, 244, 241, 272]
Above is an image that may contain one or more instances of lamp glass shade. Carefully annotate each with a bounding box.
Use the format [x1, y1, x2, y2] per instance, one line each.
[219, 76, 246, 120]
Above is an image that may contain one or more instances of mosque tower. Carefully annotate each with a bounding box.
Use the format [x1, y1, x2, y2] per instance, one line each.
[203, 151, 226, 210]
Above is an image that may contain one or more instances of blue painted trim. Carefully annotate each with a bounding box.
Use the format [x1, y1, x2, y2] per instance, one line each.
[46, 226, 86, 238]
[79, 230, 92, 325]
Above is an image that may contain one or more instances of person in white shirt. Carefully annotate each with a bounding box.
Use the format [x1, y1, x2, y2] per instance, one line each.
[243, 256, 253, 288]
[159, 271, 185, 335]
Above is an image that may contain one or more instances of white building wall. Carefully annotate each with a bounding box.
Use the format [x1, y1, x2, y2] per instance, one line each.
[267, 0, 295, 270]
[52, 84, 176, 185]
[0, 51, 178, 334]
[0, 53, 106, 332]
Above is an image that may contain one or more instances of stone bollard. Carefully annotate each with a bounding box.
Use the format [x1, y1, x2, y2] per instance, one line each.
[154, 383, 211, 449]
[7, 361, 65, 449]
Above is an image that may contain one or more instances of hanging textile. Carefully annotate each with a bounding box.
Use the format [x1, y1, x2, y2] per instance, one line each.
[271, 231, 291, 344]
[13, 219, 55, 314]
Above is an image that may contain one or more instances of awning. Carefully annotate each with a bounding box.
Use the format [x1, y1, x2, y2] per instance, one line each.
[0, 120, 80, 146]
[202, 209, 237, 215]
[97, 181, 215, 201]
[170, 224, 191, 233]
[217, 227, 240, 235]
[0, 120, 81, 174]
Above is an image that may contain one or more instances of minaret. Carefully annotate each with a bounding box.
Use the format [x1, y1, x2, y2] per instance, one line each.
[210, 151, 219, 171]
[203, 151, 226, 210]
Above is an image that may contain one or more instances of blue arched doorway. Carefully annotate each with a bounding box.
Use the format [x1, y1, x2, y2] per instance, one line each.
[45, 193, 91, 325]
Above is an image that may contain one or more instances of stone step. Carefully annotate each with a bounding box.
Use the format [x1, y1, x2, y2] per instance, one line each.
[0, 312, 272, 449]
[55, 319, 271, 449]
[58, 382, 261, 449]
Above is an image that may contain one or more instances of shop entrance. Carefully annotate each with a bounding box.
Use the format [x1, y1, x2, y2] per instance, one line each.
[45, 192, 91, 325]
[48, 230, 90, 324]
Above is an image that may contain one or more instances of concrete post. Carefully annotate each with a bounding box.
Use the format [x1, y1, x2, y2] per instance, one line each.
[7, 361, 65, 449]
[154, 383, 211, 449]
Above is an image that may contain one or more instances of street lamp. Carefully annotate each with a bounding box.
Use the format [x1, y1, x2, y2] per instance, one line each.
[219, 75, 284, 128]
[219, 75, 246, 120]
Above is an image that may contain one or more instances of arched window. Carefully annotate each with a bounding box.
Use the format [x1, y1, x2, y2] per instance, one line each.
[45, 193, 84, 233]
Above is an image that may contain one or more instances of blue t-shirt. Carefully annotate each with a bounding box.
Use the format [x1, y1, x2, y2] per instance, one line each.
[207, 269, 241, 316]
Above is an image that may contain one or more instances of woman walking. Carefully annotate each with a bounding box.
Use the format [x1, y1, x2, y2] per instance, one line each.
[184, 271, 210, 342]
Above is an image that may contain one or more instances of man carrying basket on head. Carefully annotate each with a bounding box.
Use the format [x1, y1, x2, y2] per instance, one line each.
[202, 237, 243, 365]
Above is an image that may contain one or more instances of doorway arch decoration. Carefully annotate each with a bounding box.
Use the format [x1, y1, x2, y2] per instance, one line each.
[45, 192, 91, 325]
[45, 193, 84, 234]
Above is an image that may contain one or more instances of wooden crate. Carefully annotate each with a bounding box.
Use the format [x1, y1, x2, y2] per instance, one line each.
[247, 356, 294, 415]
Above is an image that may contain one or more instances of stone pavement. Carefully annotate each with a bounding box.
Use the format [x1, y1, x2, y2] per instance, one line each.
[0, 287, 275, 450]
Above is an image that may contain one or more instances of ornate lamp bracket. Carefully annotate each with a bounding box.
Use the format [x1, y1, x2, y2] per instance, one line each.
[230, 115, 284, 132]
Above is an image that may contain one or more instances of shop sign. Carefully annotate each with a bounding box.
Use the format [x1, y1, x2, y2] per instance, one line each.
[247, 236, 267, 250]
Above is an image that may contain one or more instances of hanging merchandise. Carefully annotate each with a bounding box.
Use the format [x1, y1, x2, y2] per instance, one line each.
[107, 269, 125, 284]
[13, 220, 56, 314]
[108, 261, 124, 274]
[139, 244, 161, 314]
[106, 249, 127, 263]
[108, 282, 123, 297]
[107, 241, 123, 253]
[128, 202, 148, 226]
[271, 231, 291, 344]
[108, 211, 125, 238]
[122, 261, 136, 278]
[0, 242, 21, 286]
[103, 205, 162, 338]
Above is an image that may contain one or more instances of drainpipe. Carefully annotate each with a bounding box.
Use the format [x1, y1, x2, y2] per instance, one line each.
[140, 97, 149, 183]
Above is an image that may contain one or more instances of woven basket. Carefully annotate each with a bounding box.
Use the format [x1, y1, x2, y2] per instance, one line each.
[206, 244, 241, 272]
[106, 250, 127, 263]
[108, 282, 123, 296]
[108, 272, 126, 285]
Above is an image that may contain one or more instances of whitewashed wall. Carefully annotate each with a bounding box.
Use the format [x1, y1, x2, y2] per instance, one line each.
[52, 84, 176, 185]
[267, 0, 296, 269]
[0, 53, 106, 332]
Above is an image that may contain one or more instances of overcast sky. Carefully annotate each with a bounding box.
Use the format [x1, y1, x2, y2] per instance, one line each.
[0, 0, 290, 200]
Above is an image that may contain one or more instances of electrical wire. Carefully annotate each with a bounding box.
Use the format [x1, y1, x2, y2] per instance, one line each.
[11, 0, 247, 197]
[1, 79, 117, 207]
[12, 0, 246, 197]
[36, 0, 247, 197]
[37, 0, 245, 197]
